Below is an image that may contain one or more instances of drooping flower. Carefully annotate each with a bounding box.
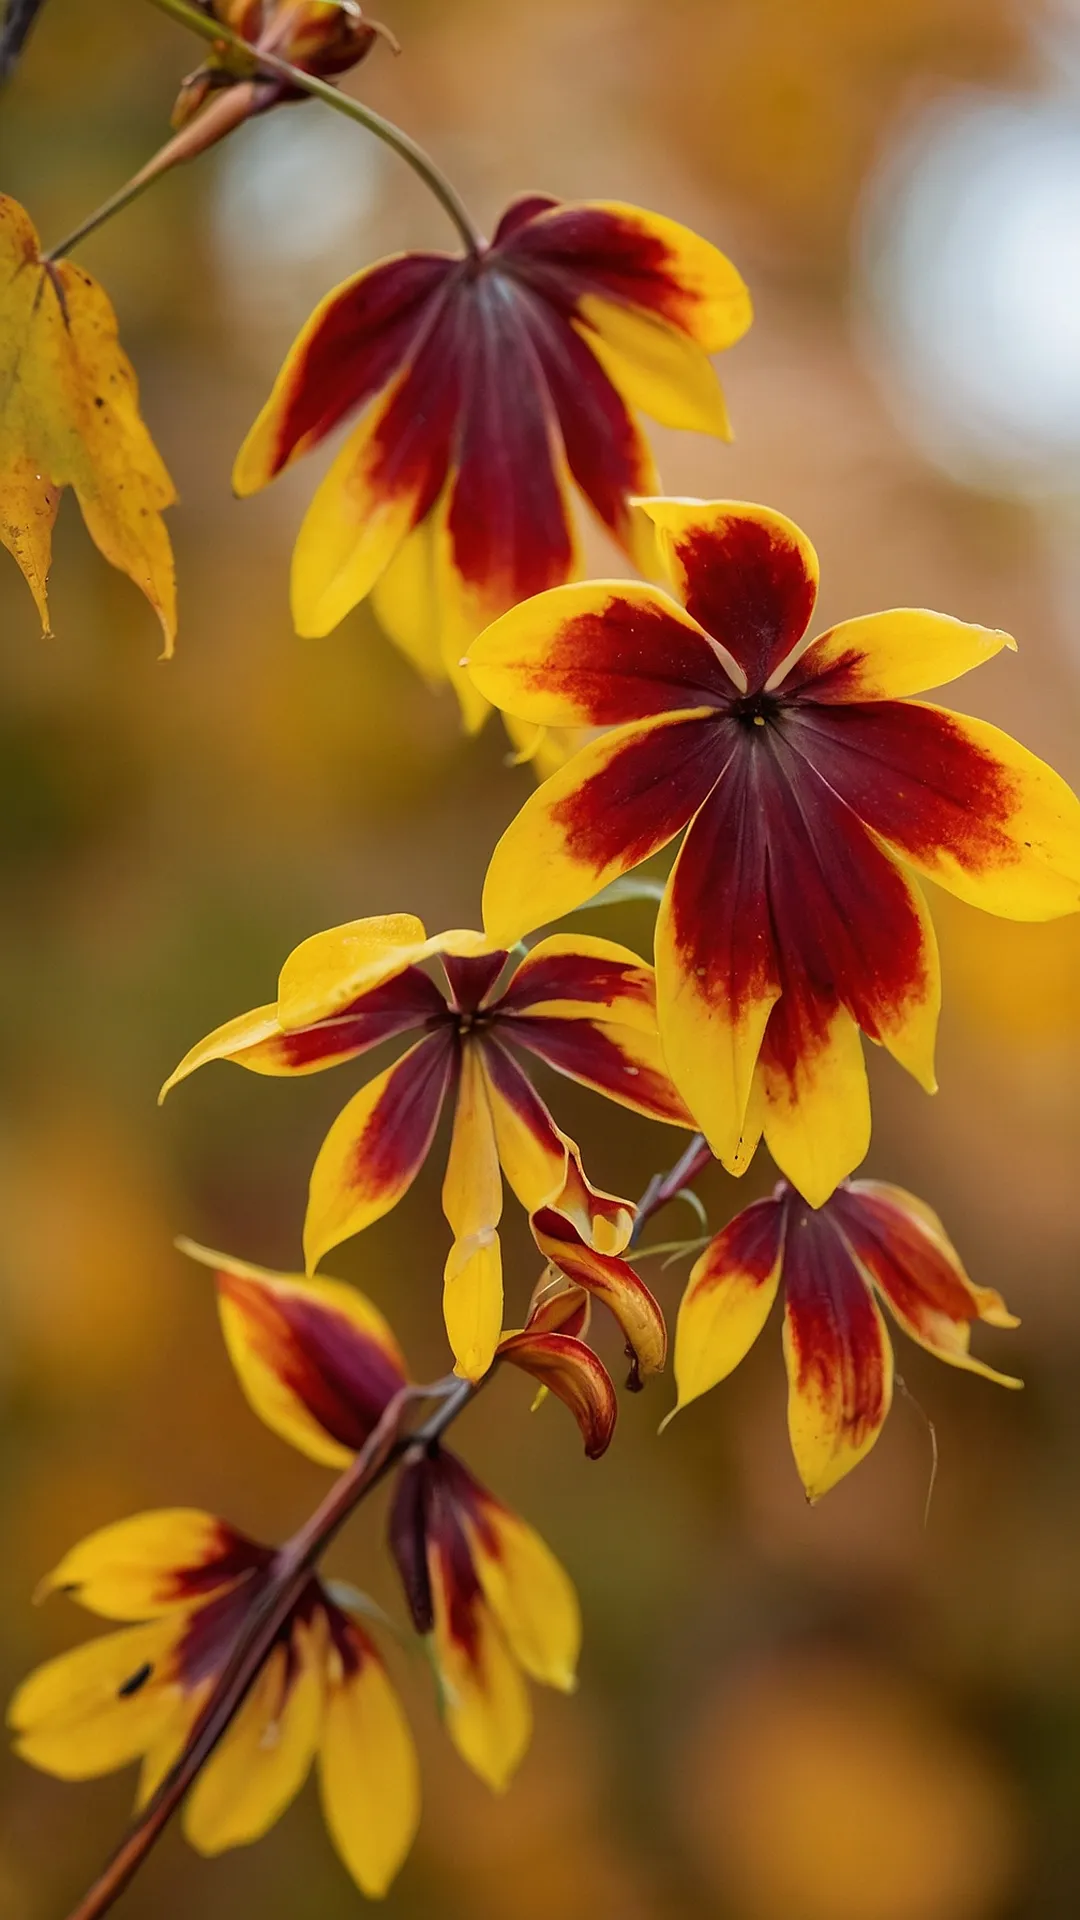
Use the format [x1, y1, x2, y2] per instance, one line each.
[232, 198, 751, 733]
[389, 1446, 580, 1792]
[180, 1239, 622, 1461]
[668, 1178, 1021, 1500]
[163, 913, 686, 1376]
[467, 498, 1080, 1205]
[8, 1510, 419, 1897]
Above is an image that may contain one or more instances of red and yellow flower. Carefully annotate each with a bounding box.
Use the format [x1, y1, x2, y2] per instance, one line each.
[9, 1509, 419, 1897]
[232, 198, 750, 734]
[669, 1178, 1021, 1500]
[467, 498, 1080, 1205]
[163, 912, 687, 1377]
[390, 1446, 579, 1791]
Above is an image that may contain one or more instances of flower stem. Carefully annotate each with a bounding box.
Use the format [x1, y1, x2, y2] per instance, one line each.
[630, 1133, 712, 1247]
[143, 0, 484, 253]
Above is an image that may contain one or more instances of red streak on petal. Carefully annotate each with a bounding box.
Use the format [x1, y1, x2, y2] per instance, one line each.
[497, 948, 655, 1016]
[550, 712, 726, 876]
[830, 1185, 979, 1328]
[784, 699, 1018, 875]
[218, 1270, 406, 1450]
[346, 1028, 458, 1202]
[165, 1525, 273, 1605]
[274, 966, 448, 1070]
[496, 589, 735, 727]
[496, 203, 702, 334]
[271, 254, 452, 471]
[503, 1013, 690, 1124]
[781, 1194, 890, 1444]
[689, 1193, 785, 1299]
[442, 950, 509, 1013]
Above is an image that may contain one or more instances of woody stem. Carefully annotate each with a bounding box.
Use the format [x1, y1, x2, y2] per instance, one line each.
[142, 0, 483, 252]
[63, 1373, 478, 1920]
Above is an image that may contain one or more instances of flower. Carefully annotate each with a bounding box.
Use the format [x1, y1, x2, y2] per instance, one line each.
[163, 912, 687, 1376]
[179, 1239, 622, 1461]
[390, 1446, 579, 1791]
[467, 497, 1080, 1205]
[668, 1178, 1021, 1500]
[232, 198, 751, 732]
[8, 1509, 419, 1897]
[171, 0, 390, 132]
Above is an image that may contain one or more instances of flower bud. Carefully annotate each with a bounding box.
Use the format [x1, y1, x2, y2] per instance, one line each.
[171, 0, 394, 133]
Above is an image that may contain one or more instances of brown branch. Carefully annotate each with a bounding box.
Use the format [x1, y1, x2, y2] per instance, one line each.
[63, 1136, 712, 1920]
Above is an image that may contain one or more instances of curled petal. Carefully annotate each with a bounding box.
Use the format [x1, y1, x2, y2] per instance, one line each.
[304, 1030, 458, 1272]
[530, 1208, 667, 1386]
[318, 1612, 420, 1898]
[482, 1037, 633, 1250]
[496, 1327, 618, 1458]
[522, 1281, 591, 1338]
[482, 709, 722, 945]
[635, 498, 819, 693]
[465, 580, 731, 728]
[8, 1620, 178, 1780]
[790, 700, 1080, 923]
[781, 1200, 894, 1500]
[183, 1620, 323, 1855]
[781, 609, 1016, 703]
[832, 1181, 1022, 1386]
[671, 1195, 786, 1416]
[178, 1242, 408, 1466]
[35, 1510, 264, 1620]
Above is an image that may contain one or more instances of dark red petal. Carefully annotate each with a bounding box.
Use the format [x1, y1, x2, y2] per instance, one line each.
[270, 255, 454, 472]
[388, 1459, 435, 1633]
[359, 287, 465, 530]
[780, 1192, 891, 1456]
[549, 711, 726, 878]
[495, 202, 699, 330]
[829, 1185, 980, 1327]
[445, 276, 575, 609]
[273, 965, 447, 1071]
[496, 946, 656, 1017]
[665, 732, 776, 1034]
[166, 1525, 274, 1605]
[496, 1327, 617, 1458]
[442, 950, 510, 1013]
[221, 1271, 408, 1452]
[666, 514, 817, 692]
[782, 699, 1019, 878]
[492, 195, 562, 244]
[502, 1014, 690, 1124]
[516, 296, 654, 548]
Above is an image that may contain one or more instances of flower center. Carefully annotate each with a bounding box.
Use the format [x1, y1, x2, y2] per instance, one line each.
[730, 690, 781, 729]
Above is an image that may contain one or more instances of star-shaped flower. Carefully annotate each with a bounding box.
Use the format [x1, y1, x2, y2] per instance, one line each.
[468, 498, 1080, 1204]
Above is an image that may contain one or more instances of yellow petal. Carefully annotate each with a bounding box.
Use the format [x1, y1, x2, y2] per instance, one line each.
[276, 915, 485, 1030]
[9, 1620, 178, 1779]
[158, 1004, 286, 1101]
[36, 1510, 239, 1620]
[468, 1505, 580, 1694]
[442, 1044, 504, 1378]
[671, 1196, 785, 1415]
[782, 1207, 895, 1500]
[183, 1624, 323, 1855]
[564, 200, 752, 353]
[782, 609, 1015, 700]
[369, 506, 448, 687]
[759, 1002, 871, 1210]
[430, 1585, 531, 1794]
[318, 1635, 420, 1897]
[576, 295, 732, 437]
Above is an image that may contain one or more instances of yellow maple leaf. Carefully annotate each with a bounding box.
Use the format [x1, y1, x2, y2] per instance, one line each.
[0, 195, 177, 653]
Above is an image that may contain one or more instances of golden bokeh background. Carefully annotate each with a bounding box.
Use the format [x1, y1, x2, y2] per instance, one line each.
[1, 0, 1079, 1914]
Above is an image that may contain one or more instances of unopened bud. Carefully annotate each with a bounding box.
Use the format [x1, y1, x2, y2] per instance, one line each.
[170, 0, 397, 135]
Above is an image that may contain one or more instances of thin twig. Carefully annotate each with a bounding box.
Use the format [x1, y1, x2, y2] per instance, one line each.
[630, 1133, 712, 1247]
[0, 0, 48, 85]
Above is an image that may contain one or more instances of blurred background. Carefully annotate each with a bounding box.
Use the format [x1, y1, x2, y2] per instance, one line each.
[1, 0, 1080, 1914]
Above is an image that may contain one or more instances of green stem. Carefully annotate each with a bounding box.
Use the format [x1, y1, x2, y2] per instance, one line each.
[144, 0, 484, 253]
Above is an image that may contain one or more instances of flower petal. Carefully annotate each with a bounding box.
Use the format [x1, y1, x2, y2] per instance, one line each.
[576, 294, 733, 436]
[496, 1327, 617, 1457]
[506, 1011, 693, 1126]
[183, 1621, 323, 1854]
[635, 499, 819, 692]
[481, 1037, 633, 1250]
[530, 1208, 667, 1386]
[318, 1613, 420, 1898]
[465, 1491, 581, 1693]
[369, 505, 448, 686]
[442, 1042, 505, 1380]
[831, 1181, 1022, 1387]
[496, 933, 659, 1028]
[35, 1510, 263, 1620]
[781, 1199, 894, 1500]
[789, 700, 1080, 922]
[466, 581, 733, 727]
[304, 1030, 458, 1272]
[178, 1242, 408, 1467]
[233, 252, 453, 490]
[481, 710, 723, 945]
[496, 198, 751, 353]
[275, 916, 481, 1030]
[781, 610, 1015, 702]
[9, 1620, 179, 1779]
[757, 998, 871, 1210]
[671, 1194, 785, 1415]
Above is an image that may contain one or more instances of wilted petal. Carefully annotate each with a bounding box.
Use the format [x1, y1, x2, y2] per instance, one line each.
[35, 1510, 264, 1620]
[318, 1610, 420, 1898]
[178, 1243, 408, 1467]
[304, 1030, 458, 1272]
[530, 1208, 666, 1385]
[496, 1326, 617, 1458]
[788, 699, 1080, 923]
[465, 580, 731, 727]
[183, 1617, 323, 1855]
[636, 498, 818, 692]
[481, 709, 722, 945]
[781, 1198, 894, 1500]
[781, 609, 1015, 703]
[671, 1194, 786, 1415]
[831, 1181, 1022, 1386]
[233, 253, 454, 489]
